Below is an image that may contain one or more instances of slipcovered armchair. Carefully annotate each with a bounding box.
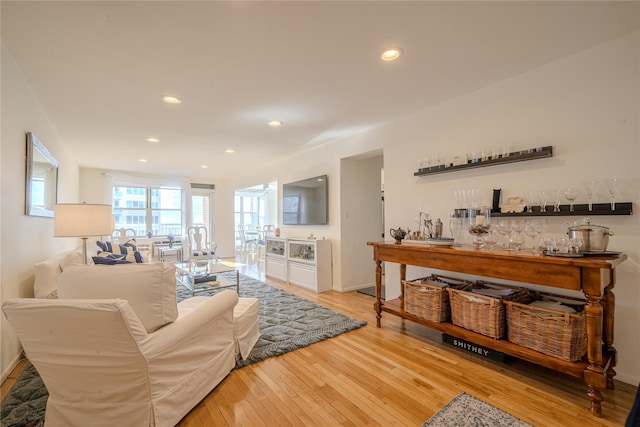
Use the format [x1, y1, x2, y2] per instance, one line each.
[2, 263, 239, 427]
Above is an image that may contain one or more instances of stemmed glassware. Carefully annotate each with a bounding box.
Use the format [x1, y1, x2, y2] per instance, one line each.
[539, 190, 549, 213]
[563, 187, 579, 212]
[508, 220, 525, 252]
[525, 191, 539, 213]
[553, 189, 563, 213]
[524, 220, 539, 251]
[583, 180, 597, 212]
[606, 178, 619, 210]
[495, 219, 511, 248]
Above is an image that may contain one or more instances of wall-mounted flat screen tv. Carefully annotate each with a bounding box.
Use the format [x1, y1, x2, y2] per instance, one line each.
[282, 175, 328, 225]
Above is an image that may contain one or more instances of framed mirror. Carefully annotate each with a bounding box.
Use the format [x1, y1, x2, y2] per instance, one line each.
[25, 132, 58, 217]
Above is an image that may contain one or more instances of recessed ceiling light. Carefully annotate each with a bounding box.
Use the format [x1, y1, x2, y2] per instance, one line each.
[162, 96, 182, 104]
[139, 158, 147, 163]
[268, 120, 283, 127]
[381, 48, 402, 61]
[146, 138, 160, 143]
[225, 149, 235, 154]
[201, 165, 208, 169]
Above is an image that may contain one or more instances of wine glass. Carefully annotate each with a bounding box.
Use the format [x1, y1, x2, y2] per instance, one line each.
[583, 180, 597, 212]
[510, 219, 524, 235]
[508, 233, 525, 252]
[543, 236, 557, 253]
[539, 190, 549, 213]
[606, 178, 618, 210]
[482, 230, 499, 251]
[495, 219, 511, 248]
[553, 189, 562, 213]
[524, 220, 540, 251]
[563, 187, 579, 212]
[525, 191, 540, 213]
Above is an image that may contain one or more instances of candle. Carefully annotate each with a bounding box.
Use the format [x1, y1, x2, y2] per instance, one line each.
[475, 215, 485, 226]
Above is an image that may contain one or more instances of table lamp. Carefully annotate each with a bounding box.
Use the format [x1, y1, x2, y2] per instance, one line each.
[54, 203, 113, 264]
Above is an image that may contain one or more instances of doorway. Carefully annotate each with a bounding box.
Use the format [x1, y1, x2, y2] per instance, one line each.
[339, 151, 384, 291]
[234, 182, 277, 250]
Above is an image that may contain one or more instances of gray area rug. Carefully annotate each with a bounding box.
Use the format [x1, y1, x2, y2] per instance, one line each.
[177, 272, 367, 367]
[1, 273, 366, 427]
[422, 392, 534, 427]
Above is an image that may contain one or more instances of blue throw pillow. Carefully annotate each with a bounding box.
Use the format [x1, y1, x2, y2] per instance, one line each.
[96, 241, 143, 262]
[92, 256, 131, 265]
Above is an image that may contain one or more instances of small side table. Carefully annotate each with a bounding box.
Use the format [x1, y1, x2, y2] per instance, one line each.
[158, 246, 183, 262]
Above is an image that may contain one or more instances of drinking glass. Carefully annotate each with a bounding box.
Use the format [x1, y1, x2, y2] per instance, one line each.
[508, 233, 525, 252]
[563, 187, 578, 212]
[524, 220, 540, 251]
[482, 230, 499, 251]
[543, 236, 557, 253]
[606, 178, 618, 210]
[449, 210, 466, 245]
[510, 219, 524, 235]
[553, 189, 562, 213]
[495, 219, 511, 248]
[525, 191, 537, 213]
[583, 180, 597, 212]
[539, 190, 549, 213]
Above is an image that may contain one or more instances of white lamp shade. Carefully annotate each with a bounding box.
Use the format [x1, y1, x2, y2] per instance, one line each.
[54, 203, 113, 237]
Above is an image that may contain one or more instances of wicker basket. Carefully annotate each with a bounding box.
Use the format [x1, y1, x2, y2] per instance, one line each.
[403, 275, 471, 322]
[505, 292, 587, 361]
[447, 281, 531, 339]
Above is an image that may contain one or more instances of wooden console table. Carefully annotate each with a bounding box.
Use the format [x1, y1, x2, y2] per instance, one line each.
[367, 241, 627, 417]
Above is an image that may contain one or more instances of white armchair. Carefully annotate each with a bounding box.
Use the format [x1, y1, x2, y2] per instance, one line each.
[2, 263, 239, 427]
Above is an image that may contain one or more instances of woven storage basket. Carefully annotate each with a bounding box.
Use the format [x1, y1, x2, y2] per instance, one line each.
[447, 281, 531, 339]
[403, 275, 471, 323]
[505, 293, 587, 361]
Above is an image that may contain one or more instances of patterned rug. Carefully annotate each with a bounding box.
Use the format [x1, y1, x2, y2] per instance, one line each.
[421, 392, 534, 427]
[1, 273, 366, 427]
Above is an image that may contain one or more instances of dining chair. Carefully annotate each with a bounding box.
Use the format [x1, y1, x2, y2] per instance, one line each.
[237, 225, 257, 253]
[187, 225, 218, 264]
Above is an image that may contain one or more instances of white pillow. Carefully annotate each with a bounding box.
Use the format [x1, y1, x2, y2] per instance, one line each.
[58, 262, 178, 333]
[60, 251, 85, 270]
[34, 252, 68, 299]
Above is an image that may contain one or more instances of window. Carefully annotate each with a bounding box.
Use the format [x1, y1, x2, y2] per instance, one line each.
[112, 186, 182, 236]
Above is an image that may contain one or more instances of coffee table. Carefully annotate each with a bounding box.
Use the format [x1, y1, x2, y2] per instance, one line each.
[174, 261, 239, 296]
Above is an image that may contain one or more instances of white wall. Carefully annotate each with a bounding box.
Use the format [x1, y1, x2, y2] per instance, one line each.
[1, 44, 80, 380]
[244, 33, 640, 384]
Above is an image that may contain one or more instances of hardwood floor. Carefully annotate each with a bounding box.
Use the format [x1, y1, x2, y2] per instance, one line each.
[2, 254, 637, 426]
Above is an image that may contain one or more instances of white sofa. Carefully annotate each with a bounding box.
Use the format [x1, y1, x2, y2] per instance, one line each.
[5, 256, 261, 426]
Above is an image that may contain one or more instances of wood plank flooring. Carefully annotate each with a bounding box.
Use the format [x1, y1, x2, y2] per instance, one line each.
[2, 254, 637, 426]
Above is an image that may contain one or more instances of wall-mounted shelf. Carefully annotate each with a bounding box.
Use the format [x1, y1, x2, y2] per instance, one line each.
[414, 146, 553, 176]
[491, 202, 632, 217]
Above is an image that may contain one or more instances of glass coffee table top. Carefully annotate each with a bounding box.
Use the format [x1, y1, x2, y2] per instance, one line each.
[174, 261, 239, 296]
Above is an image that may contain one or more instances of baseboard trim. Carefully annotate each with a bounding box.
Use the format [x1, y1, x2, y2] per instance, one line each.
[1, 352, 25, 385]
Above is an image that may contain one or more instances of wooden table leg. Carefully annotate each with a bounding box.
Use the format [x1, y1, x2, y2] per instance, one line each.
[583, 292, 606, 417]
[399, 263, 406, 310]
[603, 281, 617, 390]
[375, 260, 382, 327]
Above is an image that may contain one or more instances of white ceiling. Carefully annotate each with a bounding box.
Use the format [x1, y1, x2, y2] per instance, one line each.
[2, 1, 638, 181]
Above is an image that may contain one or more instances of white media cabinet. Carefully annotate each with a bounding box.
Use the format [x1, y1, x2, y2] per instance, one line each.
[265, 237, 332, 292]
